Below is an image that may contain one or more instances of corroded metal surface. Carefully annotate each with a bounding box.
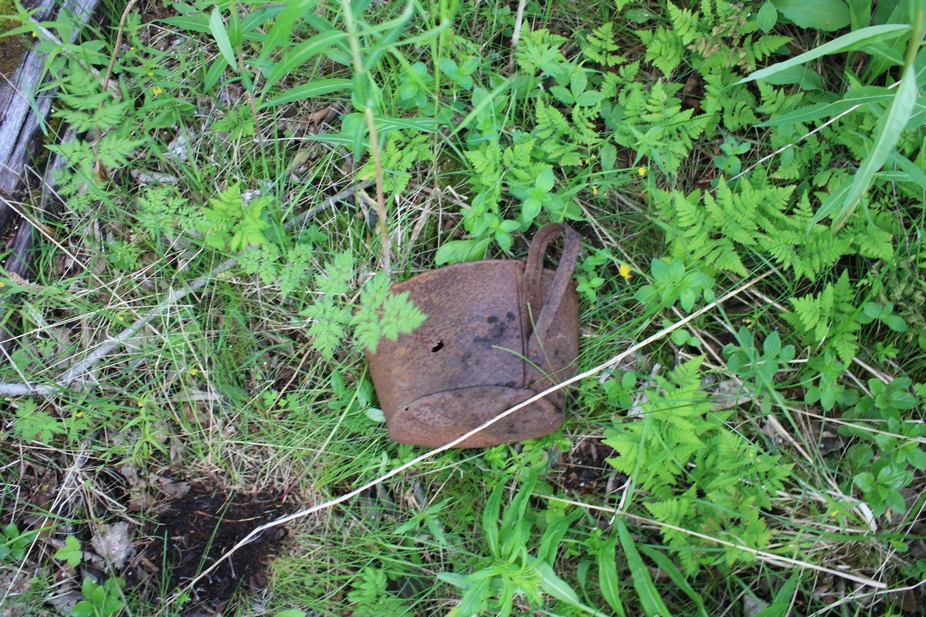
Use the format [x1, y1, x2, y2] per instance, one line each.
[367, 224, 580, 448]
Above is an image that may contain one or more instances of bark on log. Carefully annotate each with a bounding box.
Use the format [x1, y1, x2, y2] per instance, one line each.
[0, 0, 103, 280]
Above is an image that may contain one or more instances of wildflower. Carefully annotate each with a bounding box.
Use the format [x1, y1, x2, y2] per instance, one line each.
[619, 264, 633, 280]
[190, 368, 199, 377]
[745, 317, 753, 329]
[638, 167, 647, 177]
[152, 86, 163, 95]
[0, 281, 5, 288]
[31, 31, 36, 38]
[75, 411, 83, 418]
[592, 186, 598, 195]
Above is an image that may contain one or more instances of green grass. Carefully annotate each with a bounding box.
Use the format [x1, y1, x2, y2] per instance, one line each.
[1, 0, 926, 615]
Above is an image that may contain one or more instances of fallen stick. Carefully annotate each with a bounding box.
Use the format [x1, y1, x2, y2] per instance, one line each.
[162, 271, 780, 609]
[0, 183, 367, 397]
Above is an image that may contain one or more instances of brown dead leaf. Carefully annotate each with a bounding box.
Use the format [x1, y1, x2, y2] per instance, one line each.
[682, 73, 704, 112]
[155, 476, 191, 498]
[90, 522, 135, 570]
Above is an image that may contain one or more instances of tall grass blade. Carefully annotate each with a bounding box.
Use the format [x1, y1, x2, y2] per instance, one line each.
[739, 24, 910, 84]
[615, 519, 673, 617]
[813, 63, 917, 226]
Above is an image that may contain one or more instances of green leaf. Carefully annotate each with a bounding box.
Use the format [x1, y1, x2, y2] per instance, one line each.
[739, 24, 910, 83]
[259, 79, 352, 108]
[760, 86, 893, 127]
[258, 0, 319, 64]
[263, 30, 347, 92]
[597, 534, 627, 617]
[55, 536, 82, 568]
[209, 8, 238, 71]
[882, 314, 908, 332]
[434, 237, 491, 265]
[482, 482, 504, 559]
[272, 611, 308, 617]
[772, 0, 850, 31]
[639, 546, 708, 617]
[757, 2, 778, 32]
[533, 559, 596, 611]
[456, 575, 490, 617]
[853, 471, 876, 493]
[815, 63, 918, 227]
[615, 520, 673, 617]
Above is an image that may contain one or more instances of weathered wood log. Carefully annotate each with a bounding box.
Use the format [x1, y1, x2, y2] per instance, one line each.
[0, 0, 103, 279]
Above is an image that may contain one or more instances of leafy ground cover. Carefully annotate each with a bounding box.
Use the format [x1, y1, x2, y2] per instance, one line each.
[2, 0, 926, 615]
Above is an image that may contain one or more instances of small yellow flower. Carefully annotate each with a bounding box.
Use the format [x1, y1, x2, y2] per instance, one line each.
[619, 264, 633, 280]
[152, 86, 163, 95]
[638, 167, 647, 177]
[31, 31, 36, 38]
[0, 281, 5, 288]
[137, 401, 144, 407]
[190, 368, 199, 377]
[75, 411, 83, 418]
[592, 186, 598, 195]
[745, 317, 753, 329]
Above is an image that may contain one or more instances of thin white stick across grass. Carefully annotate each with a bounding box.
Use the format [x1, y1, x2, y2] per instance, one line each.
[161, 271, 785, 610]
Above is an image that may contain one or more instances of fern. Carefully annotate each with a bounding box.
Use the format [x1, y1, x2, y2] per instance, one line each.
[782, 270, 861, 364]
[612, 80, 709, 174]
[581, 22, 625, 67]
[301, 253, 426, 360]
[639, 1, 790, 77]
[603, 356, 789, 575]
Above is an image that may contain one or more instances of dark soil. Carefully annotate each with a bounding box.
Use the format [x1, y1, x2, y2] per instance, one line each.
[561, 439, 617, 493]
[130, 486, 289, 614]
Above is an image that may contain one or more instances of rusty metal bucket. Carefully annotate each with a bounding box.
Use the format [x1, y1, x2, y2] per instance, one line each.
[366, 223, 581, 448]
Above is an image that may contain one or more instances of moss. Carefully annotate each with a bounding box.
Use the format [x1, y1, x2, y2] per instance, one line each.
[0, 34, 24, 80]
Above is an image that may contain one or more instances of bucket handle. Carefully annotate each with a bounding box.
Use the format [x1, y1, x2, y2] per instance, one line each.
[522, 223, 581, 348]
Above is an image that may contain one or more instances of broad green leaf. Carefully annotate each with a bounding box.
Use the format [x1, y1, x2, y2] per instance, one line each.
[760, 86, 893, 126]
[739, 24, 910, 84]
[624, 8, 656, 23]
[536, 168, 555, 192]
[773, 0, 850, 31]
[597, 533, 627, 617]
[209, 8, 238, 71]
[259, 79, 352, 108]
[159, 15, 211, 33]
[615, 519, 673, 617]
[854, 472, 876, 492]
[812, 175, 852, 228]
[757, 2, 778, 33]
[272, 611, 308, 617]
[436, 572, 470, 588]
[456, 575, 490, 617]
[533, 559, 603, 614]
[815, 63, 918, 226]
[263, 30, 347, 92]
[434, 237, 491, 265]
[755, 65, 823, 89]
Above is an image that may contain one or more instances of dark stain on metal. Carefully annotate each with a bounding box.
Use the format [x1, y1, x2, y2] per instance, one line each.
[366, 223, 581, 448]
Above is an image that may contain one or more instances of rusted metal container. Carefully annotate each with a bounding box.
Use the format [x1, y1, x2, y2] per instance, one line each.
[366, 223, 580, 448]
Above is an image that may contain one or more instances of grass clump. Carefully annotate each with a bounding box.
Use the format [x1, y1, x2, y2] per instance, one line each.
[1, 0, 926, 615]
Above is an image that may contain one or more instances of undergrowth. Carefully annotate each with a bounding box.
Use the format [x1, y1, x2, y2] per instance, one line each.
[1, 0, 926, 615]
